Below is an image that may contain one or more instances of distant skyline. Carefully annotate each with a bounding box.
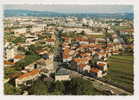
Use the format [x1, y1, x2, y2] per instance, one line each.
[4, 5, 133, 14]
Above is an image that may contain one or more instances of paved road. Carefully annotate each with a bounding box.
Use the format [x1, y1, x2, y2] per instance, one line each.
[63, 67, 132, 95]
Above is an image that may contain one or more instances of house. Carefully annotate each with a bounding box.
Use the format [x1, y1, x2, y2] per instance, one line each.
[14, 28, 26, 36]
[14, 54, 25, 63]
[4, 46, 17, 60]
[4, 60, 15, 67]
[25, 36, 38, 45]
[77, 64, 91, 73]
[76, 37, 89, 45]
[30, 26, 43, 33]
[55, 68, 71, 81]
[46, 39, 55, 45]
[112, 50, 120, 55]
[63, 55, 72, 63]
[97, 61, 108, 71]
[15, 69, 40, 87]
[63, 48, 73, 63]
[97, 52, 107, 60]
[73, 57, 90, 65]
[36, 49, 48, 55]
[89, 68, 103, 78]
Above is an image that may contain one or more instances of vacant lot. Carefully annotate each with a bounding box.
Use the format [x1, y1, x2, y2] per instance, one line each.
[103, 55, 134, 93]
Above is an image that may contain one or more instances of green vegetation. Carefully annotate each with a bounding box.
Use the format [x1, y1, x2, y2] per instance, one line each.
[63, 78, 101, 95]
[4, 32, 15, 42]
[30, 80, 48, 95]
[4, 83, 21, 95]
[103, 55, 134, 93]
[4, 53, 41, 78]
[12, 37, 25, 44]
[4, 67, 20, 79]
[62, 31, 85, 39]
[112, 26, 130, 31]
[17, 46, 26, 52]
[15, 54, 41, 71]
[87, 34, 105, 38]
[20, 77, 102, 95]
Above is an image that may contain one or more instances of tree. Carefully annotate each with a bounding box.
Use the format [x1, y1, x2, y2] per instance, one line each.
[15, 54, 41, 71]
[65, 78, 98, 95]
[17, 46, 26, 52]
[89, 54, 99, 66]
[4, 83, 21, 95]
[30, 80, 48, 95]
[12, 37, 25, 44]
[53, 81, 65, 94]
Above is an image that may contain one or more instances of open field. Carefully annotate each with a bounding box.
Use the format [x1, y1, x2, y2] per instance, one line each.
[87, 34, 105, 38]
[103, 55, 134, 93]
[112, 26, 130, 31]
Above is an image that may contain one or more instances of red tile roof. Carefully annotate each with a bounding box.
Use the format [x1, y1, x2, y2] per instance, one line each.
[120, 29, 134, 32]
[18, 69, 40, 80]
[73, 57, 90, 63]
[14, 55, 25, 59]
[79, 64, 86, 68]
[63, 48, 71, 54]
[80, 53, 90, 57]
[90, 68, 99, 73]
[63, 55, 70, 59]
[97, 63, 105, 67]
[97, 52, 106, 56]
[76, 37, 89, 41]
[4, 61, 15, 65]
[112, 50, 119, 53]
[47, 39, 54, 42]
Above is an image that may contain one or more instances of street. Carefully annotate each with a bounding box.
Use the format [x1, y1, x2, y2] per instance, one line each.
[62, 67, 132, 95]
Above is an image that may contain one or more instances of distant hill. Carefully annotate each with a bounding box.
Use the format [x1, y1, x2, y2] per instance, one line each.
[4, 9, 134, 20]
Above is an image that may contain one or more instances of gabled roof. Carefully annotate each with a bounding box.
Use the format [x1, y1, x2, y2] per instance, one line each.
[4, 61, 15, 65]
[17, 69, 40, 80]
[90, 68, 100, 73]
[14, 55, 25, 59]
[73, 57, 90, 63]
[63, 48, 71, 54]
[63, 54, 70, 59]
[97, 52, 106, 56]
[79, 64, 86, 68]
[80, 53, 91, 57]
[76, 37, 89, 42]
[47, 39, 54, 42]
[97, 63, 105, 67]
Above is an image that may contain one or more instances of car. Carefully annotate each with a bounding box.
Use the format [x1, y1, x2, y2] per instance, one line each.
[103, 90, 115, 95]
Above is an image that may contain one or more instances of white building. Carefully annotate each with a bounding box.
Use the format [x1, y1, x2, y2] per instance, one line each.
[55, 68, 71, 81]
[15, 69, 40, 87]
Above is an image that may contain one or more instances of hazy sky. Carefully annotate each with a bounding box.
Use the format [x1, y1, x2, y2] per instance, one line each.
[4, 5, 133, 13]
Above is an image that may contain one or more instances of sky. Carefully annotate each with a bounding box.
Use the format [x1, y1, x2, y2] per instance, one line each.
[4, 5, 133, 13]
